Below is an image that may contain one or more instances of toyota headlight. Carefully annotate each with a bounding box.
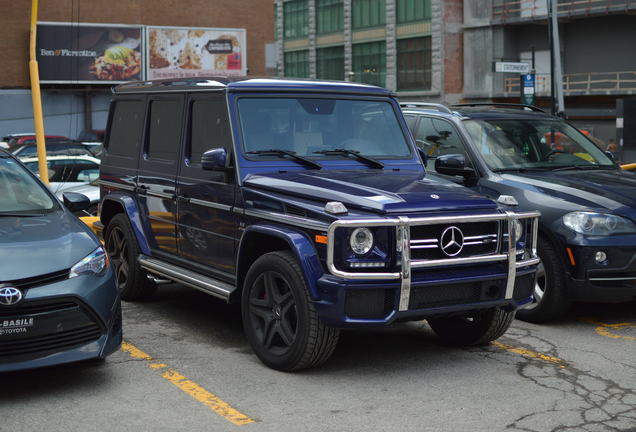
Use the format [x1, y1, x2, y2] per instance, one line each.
[69, 247, 109, 278]
[350, 228, 374, 255]
[562, 212, 636, 236]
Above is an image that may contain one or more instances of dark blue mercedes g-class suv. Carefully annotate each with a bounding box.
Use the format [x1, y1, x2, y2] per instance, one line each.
[98, 77, 540, 371]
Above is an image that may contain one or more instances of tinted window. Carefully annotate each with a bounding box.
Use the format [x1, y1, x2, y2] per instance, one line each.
[107, 100, 145, 158]
[414, 117, 472, 172]
[190, 98, 231, 163]
[148, 99, 183, 161]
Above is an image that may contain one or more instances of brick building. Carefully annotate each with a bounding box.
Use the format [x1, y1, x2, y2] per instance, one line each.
[1, 0, 275, 138]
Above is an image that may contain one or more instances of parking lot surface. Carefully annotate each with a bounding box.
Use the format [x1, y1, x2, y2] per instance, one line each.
[2, 284, 636, 432]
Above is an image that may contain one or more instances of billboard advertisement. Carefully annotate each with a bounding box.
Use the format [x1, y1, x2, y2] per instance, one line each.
[146, 26, 247, 79]
[37, 22, 143, 84]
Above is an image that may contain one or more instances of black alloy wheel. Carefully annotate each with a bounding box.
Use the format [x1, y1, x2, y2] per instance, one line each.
[104, 214, 156, 301]
[242, 251, 339, 371]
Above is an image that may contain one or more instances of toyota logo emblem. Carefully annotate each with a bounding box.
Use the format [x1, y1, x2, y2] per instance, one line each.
[0, 286, 23, 306]
[440, 226, 464, 257]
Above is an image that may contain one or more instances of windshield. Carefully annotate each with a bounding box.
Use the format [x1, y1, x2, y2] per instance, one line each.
[463, 119, 614, 171]
[238, 98, 411, 159]
[0, 157, 56, 213]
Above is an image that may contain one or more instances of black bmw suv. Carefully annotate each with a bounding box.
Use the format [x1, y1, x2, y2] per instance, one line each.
[401, 102, 636, 322]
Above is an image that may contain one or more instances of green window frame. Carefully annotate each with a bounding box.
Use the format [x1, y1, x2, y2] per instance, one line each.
[352, 41, 386, 87]
[284, 50, 309, 78]
[397, 0, 431, 24]
[284, 0, 308, 40]
[397, 37, 432, 91]
[352, 0, 386, 29]
[316, 46, 344, 80]
[317, 0, 344, 34]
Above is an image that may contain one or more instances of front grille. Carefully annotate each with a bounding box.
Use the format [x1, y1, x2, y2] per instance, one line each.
[0, 301, 77, 318]
[409, 281, 502, 309]
[0, 325, 102, 358]
[1, 269, 69, 290]
[410, 221, 499, 260]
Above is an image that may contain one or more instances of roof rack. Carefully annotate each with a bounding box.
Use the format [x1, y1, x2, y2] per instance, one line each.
[451, 103, 546, 113]
[399, 102, 453, 114]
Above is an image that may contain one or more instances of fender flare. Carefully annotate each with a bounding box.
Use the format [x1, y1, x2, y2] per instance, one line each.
[237, 224, 324, 300]
[100, 193, 151, 256]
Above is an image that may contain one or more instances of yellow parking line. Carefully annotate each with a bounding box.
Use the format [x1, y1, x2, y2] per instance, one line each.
[120, 341, 255, 426]
[491, 341, 566, 368]
[579, 318, 636, 341]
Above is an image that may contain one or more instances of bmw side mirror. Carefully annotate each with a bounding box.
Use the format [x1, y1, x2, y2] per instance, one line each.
[435, 154, 475, 178]
[201, 148, 230, 171]
[62, 192, 91, 213]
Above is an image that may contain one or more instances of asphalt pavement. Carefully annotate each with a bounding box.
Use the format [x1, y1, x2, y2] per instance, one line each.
[2, 283, 636, 432]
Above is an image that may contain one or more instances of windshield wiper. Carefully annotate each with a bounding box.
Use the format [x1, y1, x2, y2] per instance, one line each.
[0, 211, 47, 217]
[246, 149, 323, 170]
[313, 149, 384, 169]
[492, 167, 549, 173]
[550, 164, 611, 172]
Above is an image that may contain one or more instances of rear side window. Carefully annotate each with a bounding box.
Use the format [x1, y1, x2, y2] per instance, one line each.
[107, 100, 145, 157]
[147, 99, 184, 161]
[190, 97, 231, 163]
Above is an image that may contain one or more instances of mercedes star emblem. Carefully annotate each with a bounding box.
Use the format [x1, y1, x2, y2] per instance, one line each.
[0, 286, 23, 306]
[440, 226, 464, 257]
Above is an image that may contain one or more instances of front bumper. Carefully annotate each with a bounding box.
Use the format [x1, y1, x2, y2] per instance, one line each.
[0, 269, 122, 373]
[566, 245, 636, 303]
[314, 265, 537, 328]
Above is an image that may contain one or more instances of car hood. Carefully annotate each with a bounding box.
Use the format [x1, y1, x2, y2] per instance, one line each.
[502, 168, 636, 220]
[244, 170, 496, 214]
[0, 210, 97, 281]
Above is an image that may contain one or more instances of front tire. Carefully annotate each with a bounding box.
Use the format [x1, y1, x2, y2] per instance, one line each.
[516, 236, 571, 323]
[104, 214, 156, 301]
[242, 251, 339, 371]
[428, 307, 515, 346]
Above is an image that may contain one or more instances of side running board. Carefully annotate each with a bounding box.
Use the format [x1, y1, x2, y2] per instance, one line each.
[138, 255, 235, 301]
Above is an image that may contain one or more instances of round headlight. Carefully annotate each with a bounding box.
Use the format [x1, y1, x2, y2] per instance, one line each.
[350, 228, 374, 255]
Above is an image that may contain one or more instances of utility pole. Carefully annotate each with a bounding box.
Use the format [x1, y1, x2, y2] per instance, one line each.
[548, 0, 565, 117]
[29, 0, 49, 185]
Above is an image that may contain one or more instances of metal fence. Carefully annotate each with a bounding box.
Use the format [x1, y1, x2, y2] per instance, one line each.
[493, 0, 636, 22]
[504, 71, 636, 95]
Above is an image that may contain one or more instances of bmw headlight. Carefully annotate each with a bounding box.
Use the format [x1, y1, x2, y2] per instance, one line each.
[350, 228, 374, 255]
[69, 247, 109, 278]
[562, 212, 636, 236]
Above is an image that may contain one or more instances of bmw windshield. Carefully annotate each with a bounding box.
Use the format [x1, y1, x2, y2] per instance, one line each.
[0, 156, 57, 214]
[238, 98, 412, 161]
[463, 119, 614, 172]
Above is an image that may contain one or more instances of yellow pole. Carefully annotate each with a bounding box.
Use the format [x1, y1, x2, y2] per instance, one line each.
[29, 0, 49, 185]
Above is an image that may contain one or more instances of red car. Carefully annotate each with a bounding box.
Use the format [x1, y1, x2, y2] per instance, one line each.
[2, 133, 71, 148]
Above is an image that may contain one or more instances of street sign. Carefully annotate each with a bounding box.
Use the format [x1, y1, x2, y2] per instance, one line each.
[521, 73, 536, 106]
[495, 62, 530, 74]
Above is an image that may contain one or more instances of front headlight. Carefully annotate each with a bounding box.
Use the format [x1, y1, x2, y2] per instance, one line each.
[512, 219, 523, 242]
[562, 212, 636, 236]
[69, 247, 109, 278]
[350, 228, 374, 255]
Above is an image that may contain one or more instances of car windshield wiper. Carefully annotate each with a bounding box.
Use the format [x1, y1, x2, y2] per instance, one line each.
[313, 149, 384, 169]
[0, 211, 48, 217]
[550, 164, 611, 172]
[492, 167, 549, 173]
[246, 149, 323, 170]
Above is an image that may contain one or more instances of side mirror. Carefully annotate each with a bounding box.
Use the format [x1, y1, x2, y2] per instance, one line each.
[605, 151, 616, 162]
[201, 148, 230, 171]
[435, 154, 475, 178]
[62, 192, 91, 213]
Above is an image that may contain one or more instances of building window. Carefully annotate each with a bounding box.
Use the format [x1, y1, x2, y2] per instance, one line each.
[397, 0, 431, 23]
[284, 50, 309, 78]
[284, 0, 308, 40]
[352, 0, 386, 29]
[317, 0, 344, 34]
[352, 41, 386, 87]
[316, 46, 344, 80]
[397, 37, 432, 91]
